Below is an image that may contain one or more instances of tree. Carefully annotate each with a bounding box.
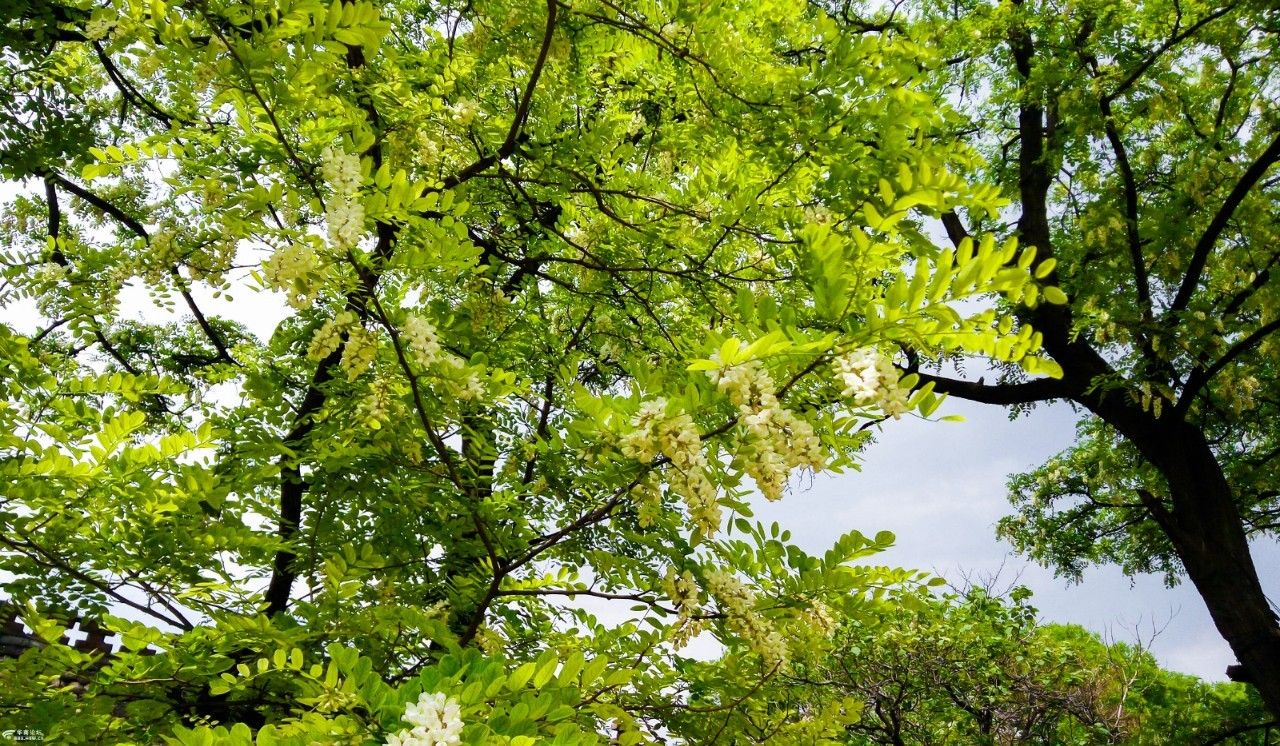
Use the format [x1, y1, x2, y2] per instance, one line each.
[0, 0, 1058, 741]
[784, 586, 1273, 745]
[871, 0, 1280, 715]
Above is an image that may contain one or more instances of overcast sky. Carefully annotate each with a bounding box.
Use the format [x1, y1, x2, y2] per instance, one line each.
[752, 396, 1280, 682]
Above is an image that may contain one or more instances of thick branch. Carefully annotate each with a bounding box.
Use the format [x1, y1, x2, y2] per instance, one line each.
[45, 172, 149, 239]
[1102, 3, 1237, 105]
[262, 347, 340, 617]
[940, 210, 970, 248]
[440, 0, 558, 191]
[47, 173, 238, 365]
[1100, 113, 1151, 315]
[1201, 719, 1280, 746]
[915, 371, 1072, 405]
[262, 0, 560, 615]
[44, 176, 62, 249]
[92, 41, 176, 127]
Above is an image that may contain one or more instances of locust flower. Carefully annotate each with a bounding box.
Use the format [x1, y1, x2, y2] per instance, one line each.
[834, 348, 910, 419]
[386, 691, 464, 746]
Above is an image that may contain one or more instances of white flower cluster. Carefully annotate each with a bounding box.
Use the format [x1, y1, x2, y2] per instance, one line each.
[457, 372, 485, 401]
[341, 326, 377, 382]
[362, 377, 393, 425]
[709, 359, 824, 501]
[706, 569, 787, 668]
[630, 474, 662, 528]
[201, 179, 226, 209]
[327, 196, 365, 250]
[321, 147, 362, 195]
[141, 227, 180, 283]
[1220, 371, 1261, 416]
[662, 568, 704, 649]
[403, 314, 444, 367]
[308, 311, 355, 362]
[834, 349, 910, 419]
[385, 691, 464, 746]
[263, 243, 321, 308]
[448, 100, 480, 126]
[620, 400, 721, 535]
[400, 314, 484, 400]
[151, 227, 177, 259]
[803, 601, 836, 637]
[321, 147, 365, 249]
[84, 13, 117, 40]
[192, 63, 216, 92]
[33, 263, 68, 286]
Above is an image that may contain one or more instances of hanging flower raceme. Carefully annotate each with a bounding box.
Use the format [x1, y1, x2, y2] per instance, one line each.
[385, 691, 464, 746]
[263, 242, 323, 308]
[326, 198, 366, 249]
[630, 473, 663, 528]
[341, 326, 378, 382]
[706, 569, 787, 668]
[663, 567, 705, 649]
[308, 311, 356, 361]
[708, 359, 825, 500]
[620, 399, 721, 535]
[320, 146, 362, 195]
[399, 313, 486, 400]
[833, 348, 910, 419]
[321, 147, 366, 249]
[402, 314, 445, 366]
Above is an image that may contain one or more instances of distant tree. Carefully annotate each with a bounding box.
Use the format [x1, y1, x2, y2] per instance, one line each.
[782, 586, 1273, 745]
[847, 0, 1280, 715]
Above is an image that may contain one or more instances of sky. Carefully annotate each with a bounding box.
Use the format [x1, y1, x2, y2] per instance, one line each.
[753, 396, 1280, 682]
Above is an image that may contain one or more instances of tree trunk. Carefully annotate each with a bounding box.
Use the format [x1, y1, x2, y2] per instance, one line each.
[1104, 413, 1280, 713]
[1177, 533, 1280, 712]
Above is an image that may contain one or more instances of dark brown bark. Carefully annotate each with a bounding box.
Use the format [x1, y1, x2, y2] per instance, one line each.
[263, 348, 341, 617]
[1030, 190, 1280, 721]
[1112, 419, 1280, 712]
[943, 324, 1280, 714]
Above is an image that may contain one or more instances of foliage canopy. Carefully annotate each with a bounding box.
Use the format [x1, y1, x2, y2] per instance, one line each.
[0, 0, 1069, 741]
[5, 0, 1279, 739]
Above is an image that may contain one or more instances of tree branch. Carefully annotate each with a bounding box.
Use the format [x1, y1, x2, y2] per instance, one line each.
[1100, 113, 1151, 315]
[262, 0, 564, 614]
[1177, 316, 1280, 414]
[439, 0, 558, 191]
[1170, 130, 1280, 314]
[41, 175, 147, 378]
[1201, 719, 1280, 746]
[914, 371, 1072, 405]
[940, 210, 970, 248]
[1102, 3, 1237, 105]
[46, 172, 239, 366]
[92, 40, 176, 127]
[44, 171, 149, 239]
